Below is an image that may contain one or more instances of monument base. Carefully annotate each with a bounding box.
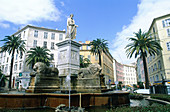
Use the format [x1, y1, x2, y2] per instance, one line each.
[26, 76, 60, 93]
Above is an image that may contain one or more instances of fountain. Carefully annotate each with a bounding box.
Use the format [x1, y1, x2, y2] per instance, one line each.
[0, 14, 130, 110]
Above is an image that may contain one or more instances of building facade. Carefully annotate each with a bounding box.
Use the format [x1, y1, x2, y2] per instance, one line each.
[123, 64, 137, 85]
[79, 41, 114, 86]
[0, 25, 66, 89]
[147, 14, 170, 84]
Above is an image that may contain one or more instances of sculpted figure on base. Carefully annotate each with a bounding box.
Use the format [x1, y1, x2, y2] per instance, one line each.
[66, 14, 78, 40]
[78, 63, 102, 78]
[32, 62, 59, 77]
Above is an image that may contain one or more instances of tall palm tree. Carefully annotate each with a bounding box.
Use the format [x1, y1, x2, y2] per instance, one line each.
[80, 55, 91, 68]
[0, 35, 26, 89]
[26, 46, 51, 69]
[125, 29, 162, 89]
[90, 38, 109, 66]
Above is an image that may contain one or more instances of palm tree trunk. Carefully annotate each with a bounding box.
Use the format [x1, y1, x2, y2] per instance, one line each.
[8, 50, 15, 90]
[98, 52, 102, 66]
[142, 54, 150, 89]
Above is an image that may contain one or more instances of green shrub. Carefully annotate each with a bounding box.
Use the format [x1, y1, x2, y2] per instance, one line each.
[114, 104, 170, 112]
[150, 94, 170, 102]
[129, 93, 143, 99]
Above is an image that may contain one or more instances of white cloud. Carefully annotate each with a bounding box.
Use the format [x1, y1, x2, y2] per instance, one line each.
[0, 0, 61, 25]
[0, 22, 10, 28]
[111, 0, 170, 64]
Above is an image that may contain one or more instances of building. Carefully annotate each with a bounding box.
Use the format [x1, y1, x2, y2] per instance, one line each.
[123, 64, 137, 85]
[114, 61, 124, 83]
[147, 14, 170, 84]
[0, 25, 66, 89]
[79, 41, 114, 87]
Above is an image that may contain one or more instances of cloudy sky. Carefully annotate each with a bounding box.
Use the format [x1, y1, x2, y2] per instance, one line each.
[0, 0, 170, 64]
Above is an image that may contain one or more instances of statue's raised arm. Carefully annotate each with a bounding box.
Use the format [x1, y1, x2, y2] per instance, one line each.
[66, 14, 78, 40]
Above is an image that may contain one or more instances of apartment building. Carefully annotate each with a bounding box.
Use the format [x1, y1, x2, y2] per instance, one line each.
[123, 64, 137, 85]
[147, 14, 170, 84]
[79, 41, 114, 86]
[0, 25, 66, 89]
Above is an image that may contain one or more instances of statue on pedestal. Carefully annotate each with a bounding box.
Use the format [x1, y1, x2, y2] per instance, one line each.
[66, 14, 78, 40]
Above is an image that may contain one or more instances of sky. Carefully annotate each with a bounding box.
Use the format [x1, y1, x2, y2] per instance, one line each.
[0, 0, 170, 64]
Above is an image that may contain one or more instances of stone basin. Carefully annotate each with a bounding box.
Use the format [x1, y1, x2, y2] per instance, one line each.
[0, 91, 130, 108]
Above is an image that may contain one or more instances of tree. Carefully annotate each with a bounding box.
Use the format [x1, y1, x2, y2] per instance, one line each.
[0, 35, 26, 89]
[125, 29, 162, 89]
[80, 55, 91, 68]
[90, 38, 109, 66]
[26, 46, 51, 68]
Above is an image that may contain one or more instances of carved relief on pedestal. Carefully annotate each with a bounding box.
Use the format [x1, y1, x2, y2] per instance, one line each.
[71, 50, 78, 60]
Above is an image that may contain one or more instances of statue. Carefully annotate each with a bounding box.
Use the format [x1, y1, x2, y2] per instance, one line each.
[66, 14, 78, 40]
[32, 62, 59, 77]
[78, 64, 102, 78]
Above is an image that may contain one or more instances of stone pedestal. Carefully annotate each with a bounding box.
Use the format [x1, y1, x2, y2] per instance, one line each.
[26, 75, 60, 93]
[56, 39, 81, 76]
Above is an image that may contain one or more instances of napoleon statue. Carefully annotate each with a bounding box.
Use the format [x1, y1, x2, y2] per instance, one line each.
[66, 14, 78, 40]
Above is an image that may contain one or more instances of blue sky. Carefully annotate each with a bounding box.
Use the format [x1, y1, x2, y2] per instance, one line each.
[0, 0, 170, 64]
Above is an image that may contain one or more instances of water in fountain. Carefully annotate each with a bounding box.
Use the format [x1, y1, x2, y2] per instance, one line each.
[65, 72, 71, 108]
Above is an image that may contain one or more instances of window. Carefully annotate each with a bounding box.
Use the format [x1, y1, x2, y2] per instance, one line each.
[147, 57, 149, 64]
[51, 42, 55, 49]
[34, 30, 38, 37]
[154, 63, 157, 71]
[43, 41, 47, 48]
[162, 18, 170, 27]
[151, 66, 153, 73]
[23, 31, 25, 38]
[156, 75, 159, 81]
[167, 42, 170, 51]
[167, 29, 170, 36]
[150, 56, 152, 62]
[19, 63, 22, 70]
[51, 33, 55, 40]
[80, 46, 82, 50]
[50, 54, 54, 60]
[153, 76, 155, 82]
[44, 32, 48, 39]
[6, 57, 9, 63]
[59, 34, 63, 40]
[158, 60, 162, 69]
[86, 45, 90, 50]
[14, 64, 17, 71]
[88, 55, 91, 61]
[33, 40, 37, 47]
[5, 64, 8, 73]
[16, 54, 18, 60]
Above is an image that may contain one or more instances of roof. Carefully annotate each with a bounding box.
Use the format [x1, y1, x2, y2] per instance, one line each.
[148, 13, 170, 31]
[13, 25, 66, 35]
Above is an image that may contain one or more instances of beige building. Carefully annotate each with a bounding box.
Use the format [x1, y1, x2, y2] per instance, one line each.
[79, 41, 114, 86]
[147, 14, 170, 84]
[0, 25, 66, 89]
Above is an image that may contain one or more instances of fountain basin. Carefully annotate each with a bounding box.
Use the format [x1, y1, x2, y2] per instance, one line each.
[0, 91, 129, 108]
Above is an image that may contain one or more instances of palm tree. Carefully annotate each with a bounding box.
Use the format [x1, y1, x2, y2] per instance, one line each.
[90, 38, 109, 66]
[0, 35, 26, 89]
[80, 55, 91, 68]
[125, 29, 162, 89]
[26, 46, 51, 69]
